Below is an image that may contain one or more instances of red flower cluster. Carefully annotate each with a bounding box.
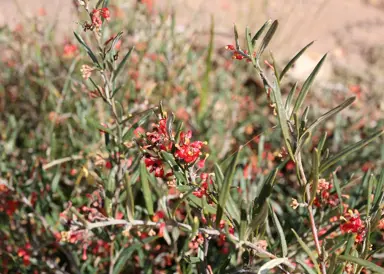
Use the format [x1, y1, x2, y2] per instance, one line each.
[63, 42, 78, 58]
[340, 209, 365, 243]
[141, 118, 206, 179]
[225, 45, 254, 62]
[91, 8, 110, 28]
[192, 173, 212, 198]
[17, 243, 32, 266]
[0, 184, 19, 217]
[175, 131, 205, 164]
[313, 179, 340, 208]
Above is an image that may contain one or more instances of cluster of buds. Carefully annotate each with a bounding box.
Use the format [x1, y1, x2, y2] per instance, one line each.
[82, 7, 110, 31]
[0, 183, 19, 217]
[340, 209, 366, 243]
[139, 116, 206, 180]
[192, 173, 212, 198]
[225, 45, 255, 62]
[91, 8, 110, 28]
[313, 179, 340, 208]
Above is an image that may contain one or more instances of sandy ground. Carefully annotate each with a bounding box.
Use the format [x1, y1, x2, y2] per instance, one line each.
[1, 0, 384, 78]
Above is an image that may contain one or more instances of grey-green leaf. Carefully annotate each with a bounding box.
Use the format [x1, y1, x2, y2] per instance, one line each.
[337, 255, 384, 273]
[292, 229, 321, 274]
[216, 150, 240, 227]
[280, 41, 314, 80]
[291, 53, 327, 118]
[256, 20, 278, 60]
[140, 162, 154, 217]
[320, 130, 384, 173]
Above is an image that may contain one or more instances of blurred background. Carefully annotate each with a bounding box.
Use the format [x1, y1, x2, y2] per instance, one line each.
[2, 0, 384, 76]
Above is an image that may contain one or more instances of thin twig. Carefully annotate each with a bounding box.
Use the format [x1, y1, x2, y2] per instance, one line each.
[43, 155, 83, 170]
[296, 153, 327, 274]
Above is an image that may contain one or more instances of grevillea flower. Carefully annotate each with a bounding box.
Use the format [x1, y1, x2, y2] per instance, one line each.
[144, 156, 165, 178]
[175, 131, 205, 164]
[63, 42, 78, 58]
[80, 65, 94, 80]
[91, 8, 110, 28]
[340, 209, 365, 243]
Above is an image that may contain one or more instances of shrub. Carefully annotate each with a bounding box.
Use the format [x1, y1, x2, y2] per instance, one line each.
[0, 1, 383, 273]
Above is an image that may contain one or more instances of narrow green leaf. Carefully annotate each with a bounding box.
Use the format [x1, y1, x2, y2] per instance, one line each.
[216, 150, 239, 227]
[292, 229, 321, 274]
[140, 162, 154, 217]
[285, 82, 298, 113]
[233, 24, 240, 50]
[268, 51, 280, 80]
[74, 32, 100, 67]
[248, 169, 277, 234]
[199, 16, 214, 119]
[332, 172, 344, 214]
[296, 258, 317, 274]
[256, 20, 278, 60]
[214, 163, 224, 188]
[113, 47, 134, 82]
[239, 200, 248, 241]
[338, 255, 384, 273]
[373, 169, 384, 208]
[270, 80, 295, 161]
[280, 41, 314, 80]
[367, 174, 374, 215]
[320, 130, 384, 173]
[318, 132, 327, 154]
[258, 258, 289, 274]
[124, 172, 135, 222]
[309, 148, 319, 205]
[252, 19, 272, 45]
[270, 207, 288, 257]
[246, 26, 255, 64]
[122, 109, 154, 141]
[291, 54, 327, 118]
[113, 237, 158, 274]
[166, 112, 175, 140]
[301, 97, 355, 143]
[327, 254, 338, 274]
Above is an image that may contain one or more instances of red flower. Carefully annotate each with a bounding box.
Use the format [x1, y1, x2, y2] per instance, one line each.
[63, 43, 78, 58]
[340, 209, 365, 243]
[225, 44, 235, 51]
[175, 131, 205, 164]
[91, 8, 110, 28]
[144, 156, 164, 177]
[100, 8, 110, 20]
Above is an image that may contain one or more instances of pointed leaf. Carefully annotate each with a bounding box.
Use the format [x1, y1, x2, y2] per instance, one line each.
[300, 97, 355, 145]
[113, 47, 134, 81]
[140, 162, 154, 217]
[309, 148, 319, 205]
[280, 41, 314, 80]
[256, 20, 278, 59]
[292, 229, 321, 274]
[216, 150, 239, 227]
[258, 258, 289, 274]
[332, 172, 344, 214]
[74, 32, 100, 67]
[252, 19, 272, 45]
[270, 207, 288, 257]
[291, 54, 327, 118]
[320, 130, 383, 173]
[285, 82, 298, 112]
[338, 255, 384, 273]
[296, 258, 318, 274]
[270, 80, 295, 161]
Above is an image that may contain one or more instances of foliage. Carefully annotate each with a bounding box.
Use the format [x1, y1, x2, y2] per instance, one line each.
[0, 1, 383, 273]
